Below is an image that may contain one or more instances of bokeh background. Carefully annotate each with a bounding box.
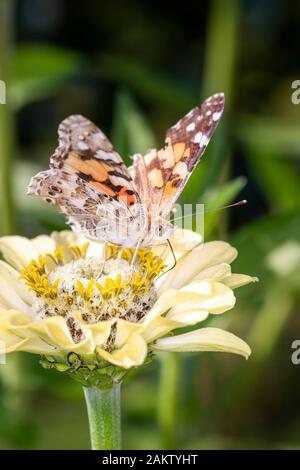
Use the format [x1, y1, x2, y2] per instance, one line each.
[0, 0, 300, 449]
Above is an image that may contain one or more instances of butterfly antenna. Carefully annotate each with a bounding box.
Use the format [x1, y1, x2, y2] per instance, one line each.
[171, 199, 247, 222]
[156, 239, 177, 281]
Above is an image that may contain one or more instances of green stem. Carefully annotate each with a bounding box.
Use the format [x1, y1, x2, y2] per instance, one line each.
[202, 0, 240, 106]
[200, 0, 240, 236]
[83, 383, 122, 450]
[158, 353, 180, 449]
[0, 0, 15, 235]
[0, 0, 24, 428]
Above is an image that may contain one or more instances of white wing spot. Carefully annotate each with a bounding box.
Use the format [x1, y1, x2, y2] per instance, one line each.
[206, 110, 212, 116]
[213, 111, 222, 121]
[186, 110, 194, 118]
[201, 136, 209, 146]
[172, 121, 181, 130]
[77, 141, 89, 151]
[96, 150, 119, 162]
[186, 122, 195, 132]
[92, 132, 106, 146]
[194, 132, 203, 143]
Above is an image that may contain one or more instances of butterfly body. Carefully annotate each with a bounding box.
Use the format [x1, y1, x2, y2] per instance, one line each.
[28, 93, 224, 247]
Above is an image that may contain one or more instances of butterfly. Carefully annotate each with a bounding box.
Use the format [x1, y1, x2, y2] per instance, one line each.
[27, 93, 224, 247]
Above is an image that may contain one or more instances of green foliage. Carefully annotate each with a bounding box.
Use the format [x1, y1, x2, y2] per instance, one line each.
[96, 53, 195, 113]
[10, 44, 83, 110]
[112, 89, 156, 159]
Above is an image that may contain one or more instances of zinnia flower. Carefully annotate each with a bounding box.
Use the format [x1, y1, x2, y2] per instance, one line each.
[0, 229, 256, 386]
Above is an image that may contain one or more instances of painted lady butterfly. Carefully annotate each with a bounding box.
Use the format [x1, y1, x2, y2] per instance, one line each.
[27, 93, 224, 247]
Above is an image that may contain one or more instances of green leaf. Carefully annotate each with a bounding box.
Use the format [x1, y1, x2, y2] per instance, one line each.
[202, 176, 247, 237]
[246, 149, 300, 210]
[202, 0, 240, 108]
[9, 44, 82, 109]
[236, 114, 300, 156]
[111, 89, 156, 160]
[96, 53, 195, 112]
[231, 209, 300, 280]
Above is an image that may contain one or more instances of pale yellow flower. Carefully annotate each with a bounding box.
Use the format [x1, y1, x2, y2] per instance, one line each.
[0, 229, 256, 378]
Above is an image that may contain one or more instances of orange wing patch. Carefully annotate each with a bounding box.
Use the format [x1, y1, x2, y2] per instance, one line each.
[173, 142, 186, 162]
[65, 151, 111, 182]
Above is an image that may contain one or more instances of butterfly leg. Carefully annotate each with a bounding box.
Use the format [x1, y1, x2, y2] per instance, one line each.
[130, 237, 144, 274]
[95, 241, 106, 280]
[156, 238, 177, 281]
[159, 240, 170, 260]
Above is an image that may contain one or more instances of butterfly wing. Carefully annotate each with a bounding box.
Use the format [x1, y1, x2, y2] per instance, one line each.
[28, 115, 143, 242]
[130, 93, 225, 217]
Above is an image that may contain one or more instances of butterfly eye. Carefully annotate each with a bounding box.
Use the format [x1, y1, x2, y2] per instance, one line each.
[156, 225, 164, 236]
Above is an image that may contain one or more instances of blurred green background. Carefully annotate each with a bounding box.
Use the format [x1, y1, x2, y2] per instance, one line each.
[1, 0, 300, 450]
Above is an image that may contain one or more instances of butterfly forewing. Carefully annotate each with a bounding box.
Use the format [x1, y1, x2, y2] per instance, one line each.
[50, 115, 138, 201]
[28, 115, 145, 244]
[130, 93, 225, 218]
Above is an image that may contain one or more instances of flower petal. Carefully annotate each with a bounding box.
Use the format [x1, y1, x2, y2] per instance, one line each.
[142, 289, 196, 326]
[0, 278, 33, 315]
[32, 235, 55, 255]
[0, 261, 35, 306]
[85, 319, 115, 346]
[0, 310, 31, 352]
[222, 274, 258, 289]
[86, 242, 104, 258]
[29, 316, 94, 354]
[51, 230, 104, 258]
[0, 309, 58, 353]
[97, 332, 147, 368]
[0, 287, 32, 315]
[87, 317, 143, 349]
[158, 241, 237, 292]
[114, 319, 143, 348]
[0, 236, 38, 270]
[5, 338, 29, 353]
[170, 228, 203, 253]
[180, 281, 236, 314]
[142, 316, 183, 343]
[51, 230, 88, 248]
[193, 263, 232, 281]
[166, 309, 209, 324]
[153, 327, 251, 359]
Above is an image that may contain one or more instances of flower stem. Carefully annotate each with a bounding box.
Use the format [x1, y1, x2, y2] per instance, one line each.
[83, 383, 122, 450]
[0, 0, 15, 235]
[158, 353, 181, 449]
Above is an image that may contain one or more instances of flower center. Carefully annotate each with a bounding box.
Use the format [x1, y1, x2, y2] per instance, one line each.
[20, 243, 166, 342]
